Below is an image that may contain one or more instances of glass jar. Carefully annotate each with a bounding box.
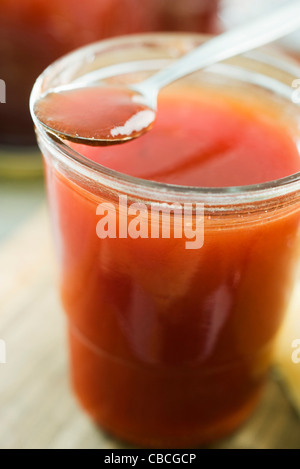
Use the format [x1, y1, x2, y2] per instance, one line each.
[0, 0, 219, 177]
[30, 34, 300, 447]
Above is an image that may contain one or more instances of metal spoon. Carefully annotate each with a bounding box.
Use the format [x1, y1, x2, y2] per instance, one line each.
[34, 0, 300, 146]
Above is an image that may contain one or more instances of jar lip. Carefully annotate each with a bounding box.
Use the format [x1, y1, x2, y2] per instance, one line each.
[30, 32, 300, 204]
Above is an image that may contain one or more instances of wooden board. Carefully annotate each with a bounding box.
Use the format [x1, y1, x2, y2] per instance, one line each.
[0, 207, 299, 449]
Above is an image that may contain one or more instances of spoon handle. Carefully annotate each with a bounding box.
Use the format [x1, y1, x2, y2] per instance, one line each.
[139, 0, 300, 97]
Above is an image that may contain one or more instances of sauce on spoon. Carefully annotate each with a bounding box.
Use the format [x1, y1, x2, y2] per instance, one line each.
[34, 86, 156, 145]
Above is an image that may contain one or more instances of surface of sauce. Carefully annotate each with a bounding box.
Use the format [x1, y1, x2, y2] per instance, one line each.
[35, 87, 156, 144]
[70, 88, 300, 186]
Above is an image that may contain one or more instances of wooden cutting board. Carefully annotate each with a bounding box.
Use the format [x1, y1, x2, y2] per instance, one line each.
[0, 207, 299, 449]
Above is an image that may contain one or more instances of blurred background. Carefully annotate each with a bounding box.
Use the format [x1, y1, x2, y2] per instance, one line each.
[0, 0, 300, 449]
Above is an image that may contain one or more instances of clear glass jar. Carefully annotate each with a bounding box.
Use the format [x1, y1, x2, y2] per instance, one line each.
[31, 34, 300, 447]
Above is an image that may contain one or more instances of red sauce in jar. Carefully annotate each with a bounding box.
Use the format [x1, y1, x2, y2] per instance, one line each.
[44, 87, 300, 447]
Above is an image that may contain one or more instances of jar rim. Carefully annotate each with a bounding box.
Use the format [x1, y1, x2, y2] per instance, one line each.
[30, 32, 300, 205]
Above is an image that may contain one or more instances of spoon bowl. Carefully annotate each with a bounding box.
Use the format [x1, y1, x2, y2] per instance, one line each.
[34, 85, 156, 146]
